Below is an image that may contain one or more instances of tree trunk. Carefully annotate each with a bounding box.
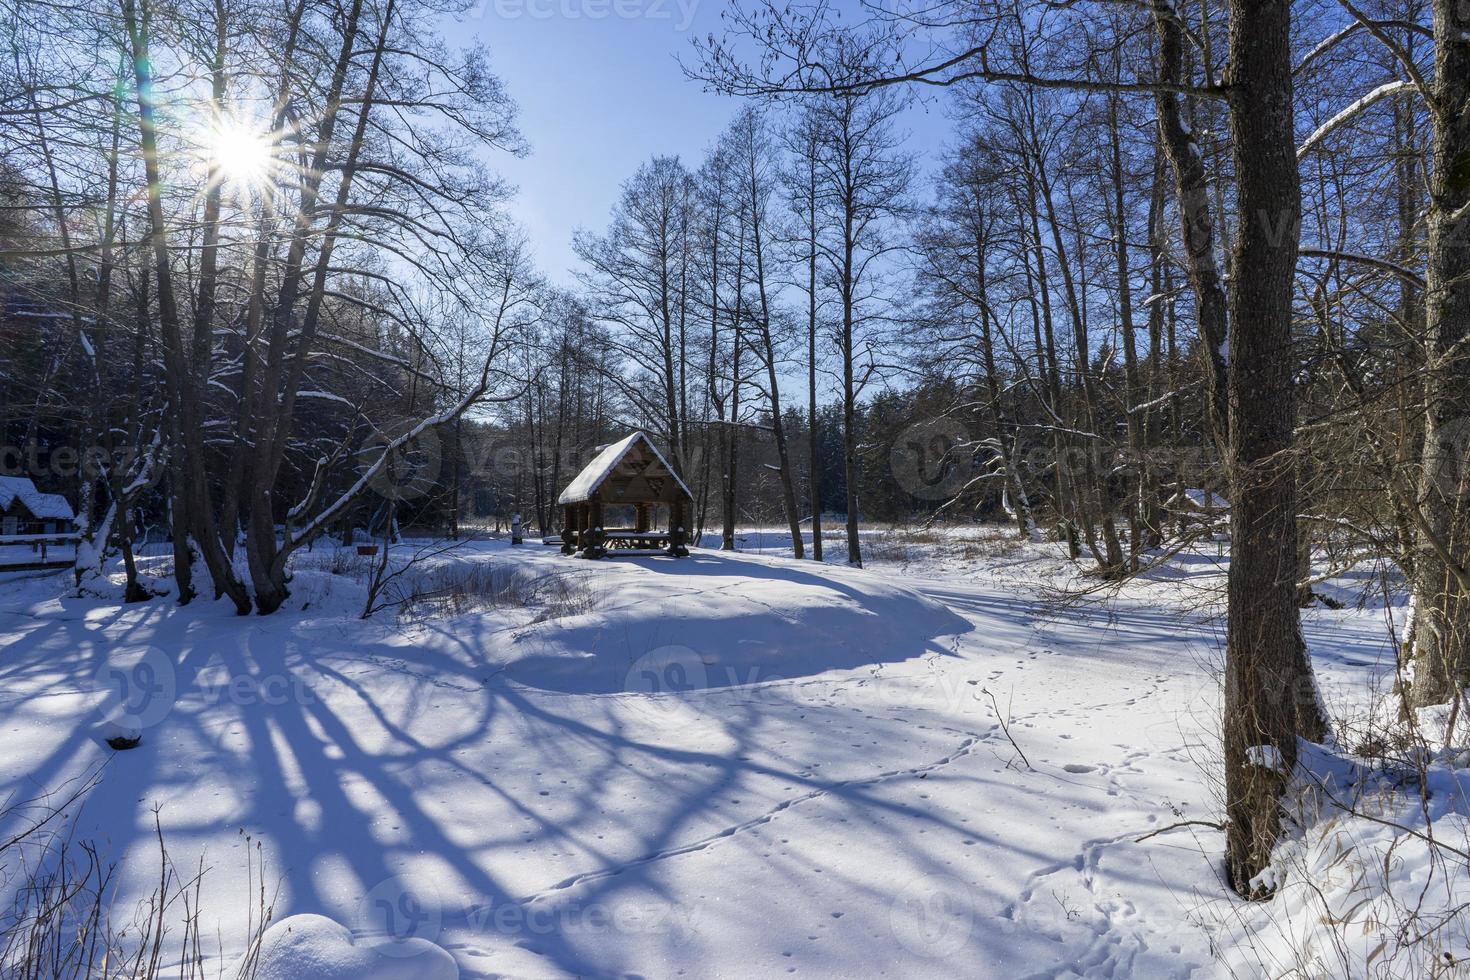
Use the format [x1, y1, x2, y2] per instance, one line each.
[841, 221, 861, 567]
[1108, 89, 1147, 571]
[122, 0, 250, 613]
[750, 222, 804, 559]
[1406, 0, 1470, 708]
[1221, 0, 1328, 897]
[1154, 0, 1231, 457]
[806, 141, 824, 562]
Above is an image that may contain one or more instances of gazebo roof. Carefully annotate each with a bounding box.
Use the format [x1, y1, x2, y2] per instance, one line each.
[557, 431, 692, 506]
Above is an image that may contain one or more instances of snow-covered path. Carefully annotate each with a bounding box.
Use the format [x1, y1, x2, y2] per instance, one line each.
[3, 540, 1397, 977]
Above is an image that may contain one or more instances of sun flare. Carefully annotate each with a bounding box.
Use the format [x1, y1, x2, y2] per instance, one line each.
[204, 115, 273, 192]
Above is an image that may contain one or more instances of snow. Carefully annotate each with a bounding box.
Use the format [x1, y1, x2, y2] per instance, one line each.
[1169, 487, 1229, 513]
[0, 527, 1460, 977]
[556, 430, 691, 505]
[1220, 743, 1470, 976]
[0, 475, 75, 521]
[243, 914, 458, 980]
[1297, 80, 1416, 160]
[1246, 744, 1286, 772]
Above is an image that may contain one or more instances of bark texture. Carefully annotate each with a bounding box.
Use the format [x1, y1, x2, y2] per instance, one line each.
[1221, 0, 1328, 897]
[1406, 0, 1470, 709]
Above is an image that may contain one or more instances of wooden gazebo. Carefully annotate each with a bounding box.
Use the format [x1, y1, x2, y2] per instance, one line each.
[557, 431, 692, 559]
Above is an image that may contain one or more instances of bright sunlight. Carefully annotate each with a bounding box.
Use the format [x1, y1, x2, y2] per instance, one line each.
[203, 113, 273, 192]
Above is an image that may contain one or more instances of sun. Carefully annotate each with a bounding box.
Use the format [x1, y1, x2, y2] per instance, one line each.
[203, 114, 274, 193]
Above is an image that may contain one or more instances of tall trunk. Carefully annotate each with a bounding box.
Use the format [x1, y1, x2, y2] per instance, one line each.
[1222, 0, 1328, 896]
[122, 0, 250, 613]
[745, 137, 804, 558]
[704, 177, 727, 547]
[805, 137, 824, 562]
[974, 218, 1034, 539]
[1032, 142, 1111, 567]
[1154, 0, 1230, 456]
[218, 0, 305, 556]
[841, 199, 861, 567]
[1021, 166, 1076, 555]
[1108, 89, 1147, 571]
[1142, 147, 1169, 548]
[1406, 0, 1470, 708]
[246, 0, 378, 613]
[721, 220, 748, 551]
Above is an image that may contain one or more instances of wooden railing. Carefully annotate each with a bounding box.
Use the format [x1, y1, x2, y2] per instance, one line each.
[0, 532, 80, 571]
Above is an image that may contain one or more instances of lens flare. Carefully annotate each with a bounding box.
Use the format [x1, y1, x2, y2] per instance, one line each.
[204, 114, 273, 192]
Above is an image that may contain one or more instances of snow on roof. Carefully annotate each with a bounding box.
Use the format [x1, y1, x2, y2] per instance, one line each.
[0, 476, 76, 521]
[557, 431, 691, 505]
[1168, 488, 1229, 512]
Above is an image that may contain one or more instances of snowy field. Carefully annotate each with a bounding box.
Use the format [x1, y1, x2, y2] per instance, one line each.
[0, 527, 1458, 977]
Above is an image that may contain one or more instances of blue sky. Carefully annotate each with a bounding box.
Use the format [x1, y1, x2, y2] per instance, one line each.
[446, 0, 954, 287]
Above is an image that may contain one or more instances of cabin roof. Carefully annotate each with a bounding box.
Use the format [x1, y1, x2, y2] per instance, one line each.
[1167, 488, 1229, 512]
[0, 476, 75, 521]
[557, 431, 691, 506]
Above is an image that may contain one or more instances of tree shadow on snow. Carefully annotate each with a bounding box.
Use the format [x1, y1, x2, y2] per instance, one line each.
[0, 560, 1000, 979]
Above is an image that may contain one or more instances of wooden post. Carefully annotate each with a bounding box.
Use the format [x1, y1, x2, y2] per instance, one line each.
[636, 503, 649, 533]
[669, 498, 689, 556]
[560, 505, 576, 554]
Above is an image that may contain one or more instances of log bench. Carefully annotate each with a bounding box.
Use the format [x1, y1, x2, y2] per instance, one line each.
[604, 530, 673, 550]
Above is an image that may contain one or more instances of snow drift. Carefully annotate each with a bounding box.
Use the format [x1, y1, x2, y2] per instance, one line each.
[494, 550, 974, 695]
[241, 914, 458, 980]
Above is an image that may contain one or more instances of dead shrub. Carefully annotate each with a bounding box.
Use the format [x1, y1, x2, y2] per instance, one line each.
[394, 562, 598, 621]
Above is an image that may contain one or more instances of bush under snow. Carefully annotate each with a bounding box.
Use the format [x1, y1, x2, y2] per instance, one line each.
[242, 914, 458, 980]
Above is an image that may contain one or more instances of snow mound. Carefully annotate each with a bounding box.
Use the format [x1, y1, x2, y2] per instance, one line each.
[497, 550, 973, 694]
[243, 914, 458, 980]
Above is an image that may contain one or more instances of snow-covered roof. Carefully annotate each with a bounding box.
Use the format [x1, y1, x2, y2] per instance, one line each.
[1168, 488, 1229, 512]
[557, 431, 691, 506]
[0, 476, 75, 521]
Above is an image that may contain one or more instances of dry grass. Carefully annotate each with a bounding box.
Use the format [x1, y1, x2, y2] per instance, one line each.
[393, 561, 599, 622]
[858, 524, 1024, 565]
[0, 770, 275, 979]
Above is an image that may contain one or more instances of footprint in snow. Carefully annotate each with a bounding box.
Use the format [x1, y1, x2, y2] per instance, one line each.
[1063, 764, 1097, 774]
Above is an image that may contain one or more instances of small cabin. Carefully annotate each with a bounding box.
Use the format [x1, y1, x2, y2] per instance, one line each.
[0, 476, 75, 537]
[1167, 488, 1230, 533]
[557, 432, 692, 559]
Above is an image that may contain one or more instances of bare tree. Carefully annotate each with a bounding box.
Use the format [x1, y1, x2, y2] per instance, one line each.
[805, 62, 912, 566]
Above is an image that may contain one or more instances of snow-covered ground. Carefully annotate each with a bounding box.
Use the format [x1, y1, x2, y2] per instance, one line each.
[0, 526, 1456, 977]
